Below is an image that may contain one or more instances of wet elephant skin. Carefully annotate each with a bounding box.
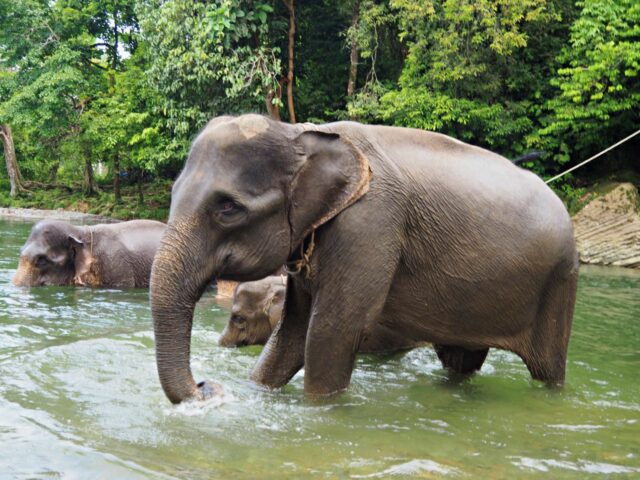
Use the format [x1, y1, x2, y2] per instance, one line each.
[219, 276, 286, 347]
[13, 219, 166, 288]
[149, 114, 579, 403]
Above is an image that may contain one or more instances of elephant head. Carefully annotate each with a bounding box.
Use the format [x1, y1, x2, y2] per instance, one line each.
[12, 220, 88, 287]
[218, 276, 286, 347]
[150, 114, 371, 403]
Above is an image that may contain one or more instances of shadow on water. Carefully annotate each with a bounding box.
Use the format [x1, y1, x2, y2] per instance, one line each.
[0, 219, 639, 478]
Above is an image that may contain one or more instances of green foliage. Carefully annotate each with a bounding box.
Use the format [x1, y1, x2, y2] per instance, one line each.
[1, 0, 638, 215]
[0, 179, 172, 220]
[138, 0, 282, 162]
[0, 0, 141, 182]
[349, 0, 568, 157]
[553, 183, 589, 215]
[82, 60, 167, 174]
[534, 0, 640, 167]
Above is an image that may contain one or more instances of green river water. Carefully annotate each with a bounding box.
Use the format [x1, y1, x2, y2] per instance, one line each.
[0, 218, 638, 479]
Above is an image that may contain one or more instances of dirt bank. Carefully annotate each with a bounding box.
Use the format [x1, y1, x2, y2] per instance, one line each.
[572, 183, 640, 268]
[0, 207, 118, 224]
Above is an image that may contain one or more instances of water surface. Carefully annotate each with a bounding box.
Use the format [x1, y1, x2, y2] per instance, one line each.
[0, 219, 638, 478]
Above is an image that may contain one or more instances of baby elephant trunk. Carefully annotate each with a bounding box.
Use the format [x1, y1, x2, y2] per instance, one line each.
[12, 257, 38, 286]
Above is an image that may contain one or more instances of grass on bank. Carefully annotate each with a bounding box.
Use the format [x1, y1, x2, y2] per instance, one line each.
[555, 169, 640, 216]
[0, 178, 172, 221]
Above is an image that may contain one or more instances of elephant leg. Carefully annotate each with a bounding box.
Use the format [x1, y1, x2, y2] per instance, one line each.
[434, 345, 489, 374]
[518, 266, 578, 386]
[303, 270, 396, 396]
[250, 278, 310, 389]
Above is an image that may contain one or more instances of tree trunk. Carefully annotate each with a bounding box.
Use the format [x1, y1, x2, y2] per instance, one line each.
[110, 6, 121, 202]
[113, 154, 121, 203]
[0, 124, 26, 197]
[347, 0, 360, 98]
[48, 162, 60, 183]
[284, 0, 296, 123]
[81, 138, 96, 195]
[265, 80, 283, 121]
[109, 6, 119, 90]
[83, 158, 96, 195]
[137, 169, 144, 205]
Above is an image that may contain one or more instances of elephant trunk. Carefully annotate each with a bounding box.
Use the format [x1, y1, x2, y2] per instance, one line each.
[12, 257, 36, 286]
[150, 222, 214, 404]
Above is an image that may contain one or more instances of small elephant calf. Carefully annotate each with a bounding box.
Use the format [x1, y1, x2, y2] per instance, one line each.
[13, 219, 166, 288]
[219, 276, 286, 347]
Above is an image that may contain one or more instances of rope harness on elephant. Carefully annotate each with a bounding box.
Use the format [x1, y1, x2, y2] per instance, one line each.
[284, 230, 316, 279]
[89, 227, 94, 256]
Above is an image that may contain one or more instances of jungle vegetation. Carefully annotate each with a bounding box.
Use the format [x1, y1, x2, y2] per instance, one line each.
[0, 0, 638, 219]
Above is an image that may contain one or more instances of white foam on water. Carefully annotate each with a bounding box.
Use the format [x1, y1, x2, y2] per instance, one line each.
[549, 423, 605, 431]
[351, 459, 461, 478]
[593, 399, 640, 411]
[511, 456, 640, 474]
[164, 389, 233, 417]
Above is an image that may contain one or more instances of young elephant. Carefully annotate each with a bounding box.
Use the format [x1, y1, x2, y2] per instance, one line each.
[150, 114, 578, 404]
[13, 219, 166, 288]
[219, 276, 286, 347]
[219, 275, 424, 354]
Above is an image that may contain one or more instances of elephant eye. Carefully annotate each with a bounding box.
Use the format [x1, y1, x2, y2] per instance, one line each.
[215, 196, 247, 223]
[219, 200, 238, 215]
[231, 314, 245, 325]
[35, 255, 49, 268]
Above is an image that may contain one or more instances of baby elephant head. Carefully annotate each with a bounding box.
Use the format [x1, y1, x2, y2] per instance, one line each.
[219, 276, 286, 347]
[12, 220, 86, 287]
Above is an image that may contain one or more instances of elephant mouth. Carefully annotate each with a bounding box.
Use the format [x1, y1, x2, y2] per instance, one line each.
[211, 253, 234, 281]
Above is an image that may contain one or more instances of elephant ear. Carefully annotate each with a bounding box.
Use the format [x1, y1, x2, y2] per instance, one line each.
[68, 234, 83, 247]
[289, 130, 372, 250]
[265, 284, 286, 329]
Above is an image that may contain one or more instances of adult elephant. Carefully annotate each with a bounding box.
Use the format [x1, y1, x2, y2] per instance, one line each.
[13, 219, 166, 288]
[150, 114, 578, 404]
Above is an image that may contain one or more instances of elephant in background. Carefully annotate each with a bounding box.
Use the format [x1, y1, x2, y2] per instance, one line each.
[150, 114, 578, 404]
[219, 276, 286, 347]
[219, 275, 425, 354]
[13, 219, 166, 288]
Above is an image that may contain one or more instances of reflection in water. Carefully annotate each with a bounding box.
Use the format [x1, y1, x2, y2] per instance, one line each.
[0, 219, 639, 478]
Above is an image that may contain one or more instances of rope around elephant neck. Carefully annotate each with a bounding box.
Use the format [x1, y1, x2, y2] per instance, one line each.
[545, 129, 640, 184]
[88, 227, 94, 256]
[284, 230, 316, 278]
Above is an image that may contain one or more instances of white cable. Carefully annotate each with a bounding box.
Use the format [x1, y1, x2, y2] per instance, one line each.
[545, 129, 640, 184]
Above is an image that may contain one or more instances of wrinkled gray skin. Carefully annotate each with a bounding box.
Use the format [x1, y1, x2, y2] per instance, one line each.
[150, 114, 578, 404]
[219, 275, 425, 354]
[219, 276, 286, 347]
[13, 219, 166, 288]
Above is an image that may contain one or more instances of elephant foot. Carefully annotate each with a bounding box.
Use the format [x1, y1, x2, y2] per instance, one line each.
[520, 352, 567, 387]
[434, 345, 489, 374]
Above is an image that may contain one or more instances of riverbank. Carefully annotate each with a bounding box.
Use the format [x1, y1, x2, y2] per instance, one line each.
[0, 179, 172, 221]
[572, 182, 640, 268]
[0, 207, 118, 223]
[2, 180, 639, 269]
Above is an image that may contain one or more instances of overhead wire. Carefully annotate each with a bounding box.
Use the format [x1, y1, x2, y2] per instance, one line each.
[544, 129, 640, 184]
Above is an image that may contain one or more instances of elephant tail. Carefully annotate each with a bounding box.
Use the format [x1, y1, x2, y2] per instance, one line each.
[511, 151, 545, 165]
